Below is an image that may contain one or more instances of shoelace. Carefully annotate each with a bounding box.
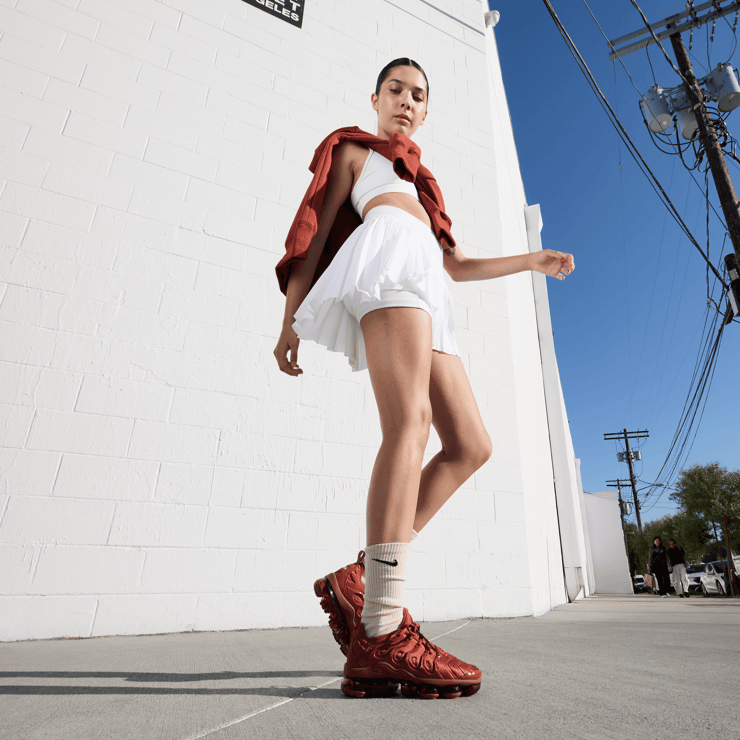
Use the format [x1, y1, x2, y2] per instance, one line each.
[391, 621, 440, 666]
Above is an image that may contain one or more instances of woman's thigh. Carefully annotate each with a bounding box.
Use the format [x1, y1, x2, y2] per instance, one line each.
[360, 307, 434, 432]
[429, 351, 491, 462]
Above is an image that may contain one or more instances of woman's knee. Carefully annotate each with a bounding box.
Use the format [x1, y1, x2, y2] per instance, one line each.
[380, 397, 432, 445]
[450, 430, 492, 472]
[468, 431, 492, 470]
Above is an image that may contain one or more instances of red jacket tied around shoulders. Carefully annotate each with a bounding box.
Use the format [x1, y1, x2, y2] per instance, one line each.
[275, 126, 456, 295]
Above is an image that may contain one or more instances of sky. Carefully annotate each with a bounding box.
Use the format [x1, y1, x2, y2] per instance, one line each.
[488, 0, 739, 527]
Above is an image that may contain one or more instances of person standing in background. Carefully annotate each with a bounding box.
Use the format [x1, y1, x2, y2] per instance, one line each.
[647, 537, 671, 597]
[667, 539, 690, 598]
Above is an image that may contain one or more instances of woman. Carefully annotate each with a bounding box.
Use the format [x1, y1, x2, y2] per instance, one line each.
[274, 58, 575, 699]
[647, 537, 671, 597]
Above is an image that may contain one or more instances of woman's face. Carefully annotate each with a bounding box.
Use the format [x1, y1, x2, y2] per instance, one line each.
[654, 538, 661, 547]
[372, 65, 428, 140]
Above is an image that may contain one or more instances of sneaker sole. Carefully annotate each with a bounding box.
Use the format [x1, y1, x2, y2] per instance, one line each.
[341, 676, 481, 700]
[313, 577, 351, 656]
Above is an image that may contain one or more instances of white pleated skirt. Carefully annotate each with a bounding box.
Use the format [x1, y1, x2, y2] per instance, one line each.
[292, 205, 460, 372]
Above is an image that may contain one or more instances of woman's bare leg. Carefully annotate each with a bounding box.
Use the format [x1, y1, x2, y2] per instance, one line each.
[357, 306, 433, 637]
[360, 306, 434, 546]
[362, 316, 491, 537]
[413, 351, 492, 532]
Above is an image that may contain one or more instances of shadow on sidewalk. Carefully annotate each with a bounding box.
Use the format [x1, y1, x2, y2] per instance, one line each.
[0, 670, 343, 697]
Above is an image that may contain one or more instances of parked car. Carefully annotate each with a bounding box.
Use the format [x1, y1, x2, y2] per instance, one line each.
[632, 575, 650, 594]
[686, 564, 705, 593]
[700, 561, 730, 596]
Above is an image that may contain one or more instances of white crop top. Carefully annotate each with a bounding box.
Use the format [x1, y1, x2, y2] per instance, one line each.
[350, 148, 419, 217]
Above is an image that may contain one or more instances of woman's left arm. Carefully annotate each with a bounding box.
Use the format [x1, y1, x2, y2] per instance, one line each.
[443, 245, 575, 283]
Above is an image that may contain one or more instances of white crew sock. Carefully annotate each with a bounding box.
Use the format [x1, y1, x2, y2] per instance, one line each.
[361, 542, 409, 638]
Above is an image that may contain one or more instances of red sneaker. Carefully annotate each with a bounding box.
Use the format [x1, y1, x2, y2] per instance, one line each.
[313, 551, 365, 656]
[341, 609, 482, 699]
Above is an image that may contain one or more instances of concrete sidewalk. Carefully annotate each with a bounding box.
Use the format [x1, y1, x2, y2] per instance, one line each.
[1, 595, 738, 740]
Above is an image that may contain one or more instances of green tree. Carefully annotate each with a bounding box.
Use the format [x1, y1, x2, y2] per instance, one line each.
[670, 462, 740, 532]
[624, 521, 649, 575]
[670, 463, 740, 595]
[670, 510, 713, 561]
[624, 511, 710, 573]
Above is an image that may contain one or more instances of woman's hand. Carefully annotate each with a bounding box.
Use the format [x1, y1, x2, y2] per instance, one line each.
[529, 250, 575, 281]
[444, 248, 575, 283]
[274, 324, 303, 376]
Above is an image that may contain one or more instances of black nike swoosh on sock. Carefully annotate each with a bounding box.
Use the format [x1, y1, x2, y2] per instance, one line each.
[372, 558, 398, 567]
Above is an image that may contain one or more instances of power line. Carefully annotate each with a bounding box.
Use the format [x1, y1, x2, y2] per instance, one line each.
[627, 0, 693, 84]
[640, 278, 711, 433]
[632, 159, 676, 426]
[543, 1, 736, 512]
[581, 0, 644, 98]
[645, 42, 657, 84]
[640, 301, 730, 510]
[540, 0, 728, 288]
[604, 429, 649, 530]
[720, 4, 740, 63]
[610, 0, 740, 291]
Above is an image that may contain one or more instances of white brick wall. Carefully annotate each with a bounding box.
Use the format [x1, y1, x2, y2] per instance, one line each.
[0, 0, 575, 641]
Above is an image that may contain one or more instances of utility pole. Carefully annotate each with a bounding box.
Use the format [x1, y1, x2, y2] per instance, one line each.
[608, 1, 740, 316]
[668, 28, 740, 270]
[623, 428, 640, 531]
[606, 478, 632, 533]
[604, 429, 649, 531]
[723, 516, 737, 597]
[607, 478, 633, 576]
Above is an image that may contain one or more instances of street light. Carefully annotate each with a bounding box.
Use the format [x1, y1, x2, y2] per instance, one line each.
[637, 483, 665, 493]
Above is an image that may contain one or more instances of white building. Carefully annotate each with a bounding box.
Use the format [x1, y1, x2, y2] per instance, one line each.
[0, 0, 593, 641]
[583, 491, 632, 594]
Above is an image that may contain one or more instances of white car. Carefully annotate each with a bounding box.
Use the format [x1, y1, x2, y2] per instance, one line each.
[686, 564, 704, 593]
[699, 561, 730, 596]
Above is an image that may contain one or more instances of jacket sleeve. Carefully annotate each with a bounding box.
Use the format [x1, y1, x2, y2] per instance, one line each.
[275, 131, 343, 295]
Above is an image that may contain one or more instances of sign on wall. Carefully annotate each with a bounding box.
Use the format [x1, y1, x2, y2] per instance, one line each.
[244, 0, 304, 28]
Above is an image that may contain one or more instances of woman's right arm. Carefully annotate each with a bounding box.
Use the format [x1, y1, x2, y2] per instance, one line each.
[274, 142, 358, 376]
[648, 549, 662, 570]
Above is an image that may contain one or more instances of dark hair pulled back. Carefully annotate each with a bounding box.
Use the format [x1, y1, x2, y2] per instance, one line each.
[375, 57, 430, 102]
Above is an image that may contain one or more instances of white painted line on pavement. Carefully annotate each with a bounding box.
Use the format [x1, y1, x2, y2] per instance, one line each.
[188, 676, 343, 740]
[186, 618, 475, 739]
[430, 619, 473, 640]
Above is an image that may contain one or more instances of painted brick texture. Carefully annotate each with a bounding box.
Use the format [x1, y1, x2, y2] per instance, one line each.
[0, 0, 559, 640]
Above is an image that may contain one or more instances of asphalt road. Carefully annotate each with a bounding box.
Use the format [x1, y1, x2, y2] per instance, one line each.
[1, 594, 738, 740]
